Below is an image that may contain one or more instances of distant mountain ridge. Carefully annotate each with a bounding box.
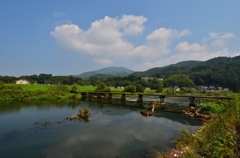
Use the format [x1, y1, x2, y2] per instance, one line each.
[131, 55, 240, 91]
[76, 67, 134, 79]
[133, 56, 240, 77]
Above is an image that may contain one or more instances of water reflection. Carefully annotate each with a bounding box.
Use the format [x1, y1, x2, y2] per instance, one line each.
[0, 100, 202, 158]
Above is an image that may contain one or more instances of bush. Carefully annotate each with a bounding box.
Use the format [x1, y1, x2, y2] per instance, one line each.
[70, 84, 79, 93]
[200, 102, 226, 114]
[124, 85, 136, 93]
[95, 83, 111, 92]
[136, 84, 144, 92]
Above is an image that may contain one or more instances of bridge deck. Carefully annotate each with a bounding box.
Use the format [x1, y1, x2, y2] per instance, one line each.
[81, 92, 234, 100]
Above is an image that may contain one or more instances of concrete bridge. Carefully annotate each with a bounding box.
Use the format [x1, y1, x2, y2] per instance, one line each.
[81, 92, 234, 105]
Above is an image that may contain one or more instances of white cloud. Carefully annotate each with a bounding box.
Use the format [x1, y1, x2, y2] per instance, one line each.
[120, 15, 147, 35]
[51, 15, 239, 71]
[208, 32, 236, 48]
[51, 15, 190, 65]
[232, 52, 240, 57]
[130, 28, 191, 61]
[175, 42, 207, 54]
[177, 29, 191, 38]
[174, 42, 229, 61]
[209, 32, 235, 39]
[51, 15, 146, 60]
[133, 42, 230, 71]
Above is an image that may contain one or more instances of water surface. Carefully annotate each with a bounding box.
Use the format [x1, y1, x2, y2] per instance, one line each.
[0, 100, 202, 158]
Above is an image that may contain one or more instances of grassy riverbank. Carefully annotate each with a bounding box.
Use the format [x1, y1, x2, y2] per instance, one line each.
[158, 96, 240, 158]
[0, 84, 157, 101]
[0, 84, 76, 101]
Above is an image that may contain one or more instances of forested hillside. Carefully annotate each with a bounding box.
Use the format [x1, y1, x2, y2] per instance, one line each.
[132, 56, 240, 91]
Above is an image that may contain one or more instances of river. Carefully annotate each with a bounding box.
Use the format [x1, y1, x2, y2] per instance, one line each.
[0, 99, 202, 158]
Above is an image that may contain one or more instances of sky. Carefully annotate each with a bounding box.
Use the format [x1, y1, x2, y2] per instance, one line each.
[1, 0, 240, 77]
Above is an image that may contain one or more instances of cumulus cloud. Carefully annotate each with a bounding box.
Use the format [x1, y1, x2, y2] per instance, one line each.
[174, 42, 229, 61]
[51, 15, 190, 65]
[51, 15, 238, 71]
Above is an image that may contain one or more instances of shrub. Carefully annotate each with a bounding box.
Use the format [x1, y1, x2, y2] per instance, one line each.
[200, 102, 226, 114]
[95, 83, 111, 92]
[124, 85, 136, 93]
[136, 84, 144, 92]
[70, 84, 79, 93]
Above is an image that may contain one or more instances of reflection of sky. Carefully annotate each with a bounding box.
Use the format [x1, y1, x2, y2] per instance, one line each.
[0, 101, 202, 158]
[42, 110, 201, 158]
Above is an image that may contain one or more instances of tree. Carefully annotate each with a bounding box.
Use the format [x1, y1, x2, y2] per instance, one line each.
[156, 80, 163, 93]
[95, 83, 111, 92]
[38, 74, 52, 84]
[164, 75, 195, 88]
[70, 84, 79, 93]
[136, 84, 144, 92]
[124, 85, 136, 93]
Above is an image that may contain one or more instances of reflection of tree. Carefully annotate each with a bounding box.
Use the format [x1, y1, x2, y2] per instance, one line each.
[67, 100, 79, 109]
[79, 117, 89, 123]
[0, 100, 82, 114]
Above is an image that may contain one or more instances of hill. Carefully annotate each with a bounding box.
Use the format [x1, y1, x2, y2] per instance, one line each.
[132, 56, 240, 91]
[77, 67, 134, 79]
[132, 60, 202, 78]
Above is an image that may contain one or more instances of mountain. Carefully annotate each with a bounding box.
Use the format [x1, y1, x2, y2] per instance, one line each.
[132, 56, 240, 91]
[77, 67, 134, 79]
[132, 56, 240, 78]
[132, 60, 202, 78]
[166, 60, 202, 68]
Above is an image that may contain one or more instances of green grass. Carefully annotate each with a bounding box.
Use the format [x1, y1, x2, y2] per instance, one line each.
[78, 86, 96, 92]
[0, 84, 79, 101]
[171, 96, 240, 158]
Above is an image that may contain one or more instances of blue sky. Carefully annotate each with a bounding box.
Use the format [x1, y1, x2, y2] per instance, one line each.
[1, 0, 240, 76]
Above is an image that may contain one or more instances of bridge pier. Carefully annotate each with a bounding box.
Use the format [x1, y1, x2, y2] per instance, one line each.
[97, 93, 102, 99]
[121, 94, 126, 101]
[81, 92, 87, 99]
[138, 94, 143, 102]
[108, 93, 113, 99]
[159, 95, 166, 103]
[88, 92, 93, 98]
[189, 96, 196, 106]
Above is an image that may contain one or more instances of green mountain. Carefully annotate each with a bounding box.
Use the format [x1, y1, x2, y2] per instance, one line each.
[132, 56, 240, 91]
[77, 67, 134, 79]
[132, 60, 202, 78]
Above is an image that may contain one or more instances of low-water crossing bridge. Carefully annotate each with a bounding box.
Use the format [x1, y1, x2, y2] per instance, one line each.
[81, 92, 234, 105]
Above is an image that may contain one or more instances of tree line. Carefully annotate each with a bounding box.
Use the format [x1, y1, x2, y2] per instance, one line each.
[0, 73, 196, 93]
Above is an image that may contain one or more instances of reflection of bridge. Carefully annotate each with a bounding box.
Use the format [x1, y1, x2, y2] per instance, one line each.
[81, 92, 234, 105]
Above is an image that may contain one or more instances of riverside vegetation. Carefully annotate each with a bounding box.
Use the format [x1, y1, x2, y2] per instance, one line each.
[157, 96, 240, 158]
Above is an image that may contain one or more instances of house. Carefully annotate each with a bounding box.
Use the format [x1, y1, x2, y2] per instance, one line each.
[145, 87, 150, 90]
[197, 86, 207, 91]
[117, 86, 124, 89]
[142, 77, 163, 81]
[208, 86, 216, 90]
[16, 79, 30, 84]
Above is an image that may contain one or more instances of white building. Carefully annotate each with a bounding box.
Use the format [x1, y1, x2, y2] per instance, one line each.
[16, 79, 30, 84]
